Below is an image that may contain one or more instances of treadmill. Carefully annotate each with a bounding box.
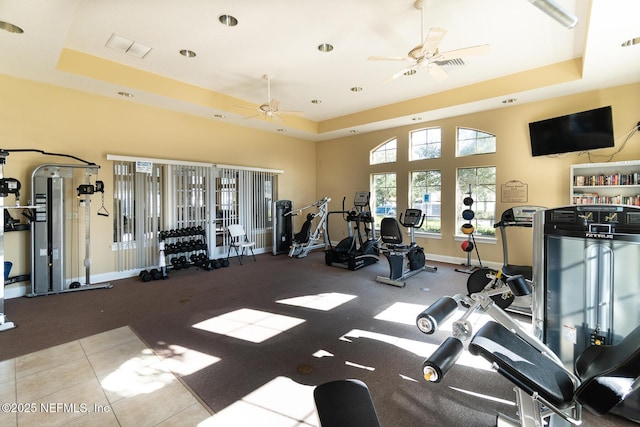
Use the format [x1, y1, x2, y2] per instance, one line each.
[495, 205, 545, 314]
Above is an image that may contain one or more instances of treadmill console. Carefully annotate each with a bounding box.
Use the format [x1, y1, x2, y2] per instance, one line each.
[353, 191, 371, 207]
[498, 206, 546, 227]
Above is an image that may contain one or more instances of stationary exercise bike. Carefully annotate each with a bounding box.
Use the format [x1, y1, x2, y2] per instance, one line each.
[416, 272, 640, 427]
[376, 208, 437, 287]
[286, 197, 330, 258]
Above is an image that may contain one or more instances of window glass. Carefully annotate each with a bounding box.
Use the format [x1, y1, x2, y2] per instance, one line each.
[410, 170, 441, 233]
[410, 128, 441, 160]
[371, 173, 396, 228]
[456, 166, 496, 237]
[456, 127, 496, 157]
[370, 138, 397, 164]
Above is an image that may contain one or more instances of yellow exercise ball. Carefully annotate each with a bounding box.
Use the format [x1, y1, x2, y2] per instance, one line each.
[461, 223, 475, 235]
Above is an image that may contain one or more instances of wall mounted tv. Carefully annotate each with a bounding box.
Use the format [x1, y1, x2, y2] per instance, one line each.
[528, 106, 614, 157]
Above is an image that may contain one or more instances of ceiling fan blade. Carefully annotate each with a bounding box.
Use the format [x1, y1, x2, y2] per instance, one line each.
[428, 63, 449, 81]
[242, 114, 262, 120]
[385, 63, 419, 82]
[278, 110, 305, 117]
[235, 104, 260, 112]
[438, 44, 490, 61]
[368, 55, 412, 62]
[269, 99, 279, 111]
[424, 27, 447, 54]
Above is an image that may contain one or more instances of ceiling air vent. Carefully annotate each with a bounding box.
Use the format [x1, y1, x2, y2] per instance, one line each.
[106, 33, 152, 59]
[433, 58, 465, 68]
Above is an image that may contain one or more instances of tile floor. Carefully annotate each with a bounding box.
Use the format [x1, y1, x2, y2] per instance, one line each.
[0, 326, 212, 426]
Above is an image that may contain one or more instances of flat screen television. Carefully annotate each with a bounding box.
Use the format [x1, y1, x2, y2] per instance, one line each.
[528, 106, 614, 157]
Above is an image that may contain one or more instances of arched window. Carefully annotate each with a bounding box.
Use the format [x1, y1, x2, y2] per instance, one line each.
[456, 128, 496, 157]
[370, 138, 397, 164]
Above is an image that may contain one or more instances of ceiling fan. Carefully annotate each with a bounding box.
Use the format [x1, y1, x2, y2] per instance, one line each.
[368, 0, 490, 82]
[237, 74, 303, 121]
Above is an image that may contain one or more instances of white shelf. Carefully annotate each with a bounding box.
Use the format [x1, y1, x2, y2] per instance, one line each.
[571, 160, 640, 206]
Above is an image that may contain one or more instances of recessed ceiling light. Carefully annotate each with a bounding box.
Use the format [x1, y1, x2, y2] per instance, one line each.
[349, 130, 358, 133]
[404, 69, 417, 76]
[0, 21, 24, 34]
[350, 87, 362, 92]
[213, 114, 225, 119]
[117, 91, 133, 98]
[412, 117, 423, 121]
[311, 99, 322, 104]
[621, 37, 640, 47]
[317, 43, 334, 53]
[180, 49, 196, 58]
[219, 15, 238, 26]
[502, 98, 517, 104]
[276, 128, 286, 133]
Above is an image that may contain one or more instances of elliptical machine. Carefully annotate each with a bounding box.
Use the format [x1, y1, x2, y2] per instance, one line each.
[376, 208, 437, 287]
[325, 191, 379, 271]
[286, 197, 330, 258]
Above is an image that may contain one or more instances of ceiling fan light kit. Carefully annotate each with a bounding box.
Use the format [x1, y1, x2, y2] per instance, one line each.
[236, 74, 304, 121]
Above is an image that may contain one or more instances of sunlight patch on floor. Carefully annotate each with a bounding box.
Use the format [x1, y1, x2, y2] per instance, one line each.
[192, 308, 306, 343]
[312, 349, 334, 358]
[198, 376, 318, 427]
[450, 386, 516, 406]
[340, 329, 494, 372]
[153, 341, 222, 376]
[276, 292, 357, 311]
[374, 301, 428, 325]
[101, 348, 176, 398]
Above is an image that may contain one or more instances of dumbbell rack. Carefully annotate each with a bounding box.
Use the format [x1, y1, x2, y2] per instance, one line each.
[160, 226, 212, 273]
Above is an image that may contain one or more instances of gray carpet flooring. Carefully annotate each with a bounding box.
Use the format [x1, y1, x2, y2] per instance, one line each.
[1, 251, 635, 426]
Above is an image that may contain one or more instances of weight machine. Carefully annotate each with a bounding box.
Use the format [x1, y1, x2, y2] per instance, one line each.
[0, 150, 23, 331]
[416, 272, 640, 427]
[29, 163, 112, 296]
[286, 197, 330, 258]
[376, 208, 437, 288]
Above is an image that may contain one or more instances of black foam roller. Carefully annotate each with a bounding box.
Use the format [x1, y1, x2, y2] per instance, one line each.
[507, 274, 531, 297]
[416, 296, 458, 334]
[422, 336, 464, 383]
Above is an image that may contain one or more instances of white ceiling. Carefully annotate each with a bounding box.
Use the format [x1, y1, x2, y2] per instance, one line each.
[1, 0, 639, 141]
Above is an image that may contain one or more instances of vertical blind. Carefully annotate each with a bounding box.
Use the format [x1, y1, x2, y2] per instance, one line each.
[111, 157, 279, 272]
[112, 161, 164, 271]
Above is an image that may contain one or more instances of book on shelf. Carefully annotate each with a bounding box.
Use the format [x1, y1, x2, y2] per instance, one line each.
[574, 172, 640, 187]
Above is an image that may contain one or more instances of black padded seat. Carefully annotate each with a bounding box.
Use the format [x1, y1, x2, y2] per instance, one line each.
[469, 321, 576, 409]
[379, 217, 405, 248]
[314, 379, 381, 427]
[574, 325, 640, 417]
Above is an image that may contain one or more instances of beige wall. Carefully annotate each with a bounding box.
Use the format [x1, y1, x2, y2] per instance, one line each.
[2, 72, 639, 292]
[0, 74, 317, 292]
[316, 82, 640, 267]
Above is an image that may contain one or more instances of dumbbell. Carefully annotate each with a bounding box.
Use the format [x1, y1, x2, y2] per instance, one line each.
[179, 255, 190, 269]
[211, 259, 222, 269]
[149, 268, 162, 280]
[139, 269, 152, 282]
[170, 257, 182, 271]
[220, 258, 230, 268]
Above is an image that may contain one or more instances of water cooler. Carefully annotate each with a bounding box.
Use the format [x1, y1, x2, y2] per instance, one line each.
[532, 205, 640, 422]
